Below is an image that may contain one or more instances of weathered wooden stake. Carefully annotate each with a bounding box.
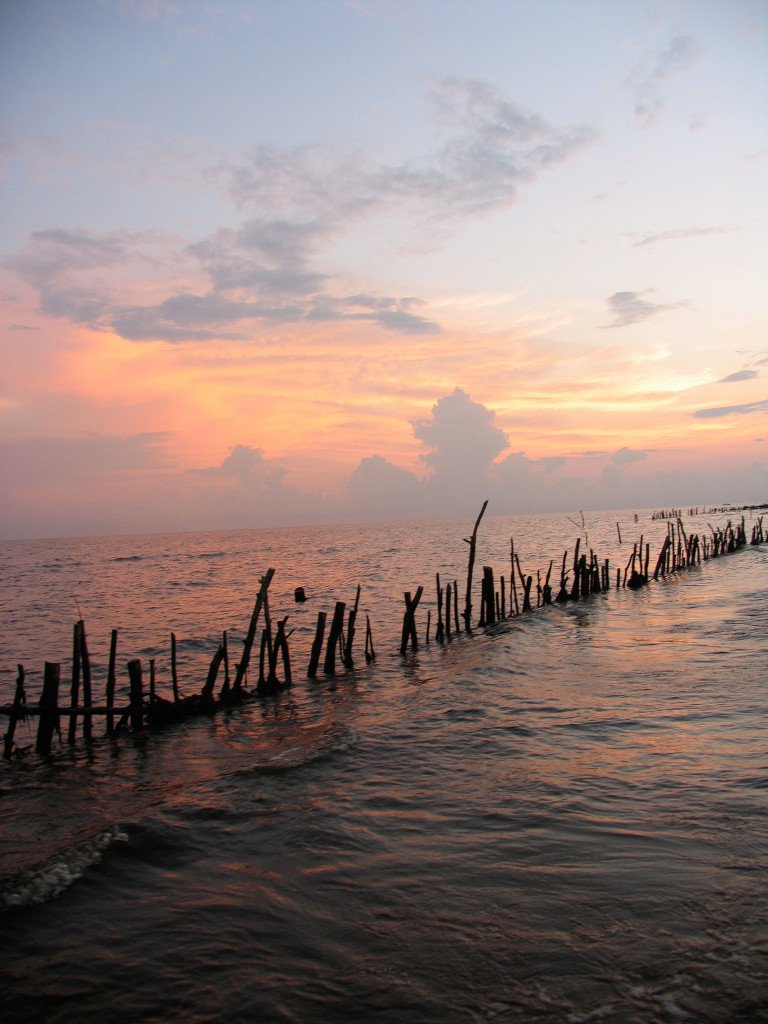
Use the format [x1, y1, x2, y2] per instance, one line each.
[127, 659, 144, 732]
[234, 568, 276, 692]
[80, 622, 93, 742]
[36, 662, 60, 756]
[67, 620, 82, 745]
[106, 629, 118, 735]
[463, 500, 488, 632]
[510, 539, 520, 615]
[400, 586, 424, 654]
[307, 611, 327, 678]
[3, 665, 26, 760]
[435, 573, 445, 643]
[364, 615, 376, 663]
[171, 631, 179, 702]
[343, 585, 361, 668]
[324, 601, 346, 675]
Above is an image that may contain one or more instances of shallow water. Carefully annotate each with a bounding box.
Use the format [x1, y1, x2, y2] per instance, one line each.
[1, 509, 767, 1022]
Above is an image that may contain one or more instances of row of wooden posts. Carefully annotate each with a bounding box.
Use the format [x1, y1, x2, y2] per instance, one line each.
[1, 509, 764, 760]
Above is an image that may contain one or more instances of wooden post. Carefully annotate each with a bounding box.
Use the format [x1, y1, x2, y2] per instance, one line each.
[364, 615, 376, 663]
[127, 659, 144, 732]
[171, 631, 179, 702]
[510, 539, 520, 615]
[400, 587, 424, 655]
[36, 662, 61, 756]
[324, 601, 346, 675]
[202, 644, 226, 700]
[453, 579, 460, 633]
[149, 658, 157, 704]
[343, 586, 361, 668]
[275, 618, 292, 686]
[81, 622, 93, 742]
[500, 575, 506, 619]
[425, 609, 431, 645]
[542, 561, 553, 605]
[481, 566, 496, 626]
[3, 665, 27, 760]
[234, 568, 276, 692]
[106, 629, 118, 735]
[307, 611, 327, 678]
[435, 574, 445, 643]
[445, 582, 452, 640]
[67, 620, 82, 745]
[463, 500, 488, 632]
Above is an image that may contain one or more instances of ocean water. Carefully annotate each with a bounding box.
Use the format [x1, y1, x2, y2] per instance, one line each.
[1, 507, 767, 1023]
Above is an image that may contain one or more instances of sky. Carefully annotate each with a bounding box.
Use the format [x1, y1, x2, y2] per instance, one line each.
[1, 0, 766, 539]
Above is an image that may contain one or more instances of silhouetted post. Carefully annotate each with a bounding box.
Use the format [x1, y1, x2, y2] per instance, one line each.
[67, 620, 82, 745]
[542, 561, 553, 605]
[127, 659, 144, 732]
[36, 662, 61, 756]
[364, 615, 376, 663]
[500, 575, 506, 619]
[343, 585, 361, 668]
[445, 582, 452, 639]
[234, 568, 276, 693]
[400, 586, 424, 654]
[81, 622, 93, 742]
[149, 658, 157, 705]
[453, 580, 460, 633]
[3, 665, 26, 760]
[510, 539, 520, 615]
[202, 643, 226, 700]
[324, 601, 346, 675]
[480, 566, 496, 626]
[463, 500, 488, 632]
[307, 611, 327, 678]
[221, 631, 230, 698]
[171, 632, 179, 702]
[106, 629, 118, 735]
[616, 522, 622, 544]
[275, 618, 292, 686]
[435, 574, 445, 643]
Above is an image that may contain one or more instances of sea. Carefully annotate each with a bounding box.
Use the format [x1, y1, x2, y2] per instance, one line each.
[1, 507, 766, 1024]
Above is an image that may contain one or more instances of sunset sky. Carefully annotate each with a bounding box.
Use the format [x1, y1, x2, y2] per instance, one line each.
[1, 0, 766, 539]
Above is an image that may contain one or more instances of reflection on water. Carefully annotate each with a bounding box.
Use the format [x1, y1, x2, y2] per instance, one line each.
[1, 510, 767, 1023]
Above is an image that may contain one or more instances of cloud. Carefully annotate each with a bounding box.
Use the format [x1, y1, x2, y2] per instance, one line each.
[412, 387, 508, 480]
[693, 398, 768, 419]
[192, 444, 288, 485]
[602, 290, 682, 328]
[719, 369, 758, 383]
[9, 78, 593, 346]
[611, 447, 648, 465]
[225, 78, 596, 223]
[633, 225, 735, 248]
[630, 35, 704, 127]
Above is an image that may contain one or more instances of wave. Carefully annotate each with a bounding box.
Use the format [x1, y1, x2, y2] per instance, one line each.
[111, 555, 143, 563]
[245, 722, 358, 775]
[1, 825, 129, 910]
